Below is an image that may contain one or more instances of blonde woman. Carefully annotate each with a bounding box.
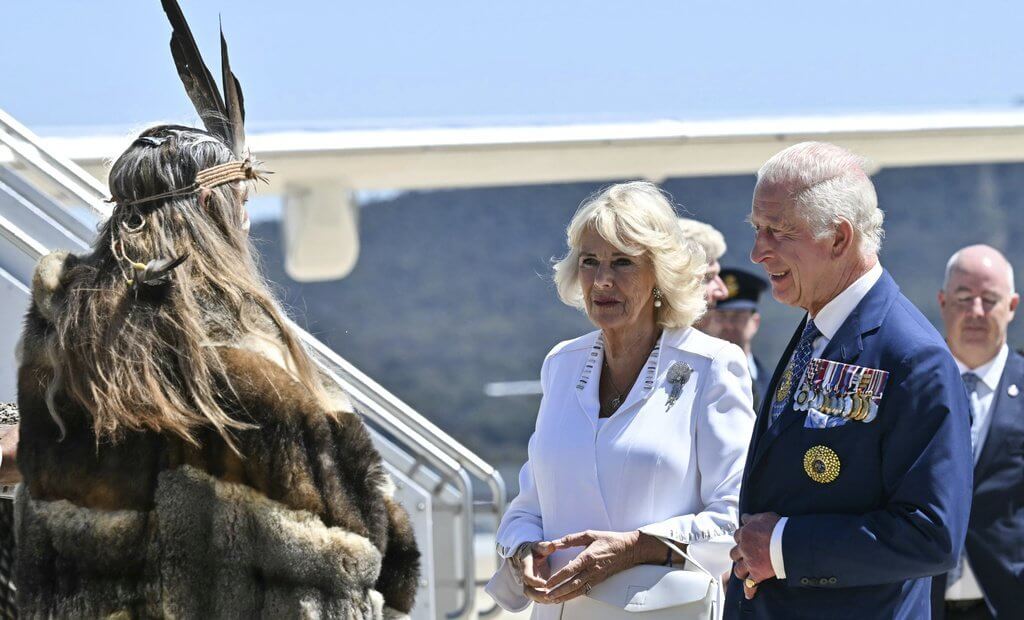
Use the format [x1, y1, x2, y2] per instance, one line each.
[486, 182, 756, 619]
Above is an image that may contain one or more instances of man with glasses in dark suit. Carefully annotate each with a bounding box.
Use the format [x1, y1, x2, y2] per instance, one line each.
[932, 244, 1024, 619]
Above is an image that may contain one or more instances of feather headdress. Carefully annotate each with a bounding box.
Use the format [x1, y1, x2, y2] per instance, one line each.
[161, 0, 246, 158]
[108, 0, 267, 290]
[110, 0, 263, 209]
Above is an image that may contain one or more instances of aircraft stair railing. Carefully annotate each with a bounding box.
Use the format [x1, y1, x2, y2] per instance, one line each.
[0, 108, 108, 211]
[0, 109, 508, 619]
[299, 331, 509, 618]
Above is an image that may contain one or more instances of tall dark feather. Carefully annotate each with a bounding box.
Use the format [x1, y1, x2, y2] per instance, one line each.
[160, 0, 236, 150]
[220, 23, 246, 158]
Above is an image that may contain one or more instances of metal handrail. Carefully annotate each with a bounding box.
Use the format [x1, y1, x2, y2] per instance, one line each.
[0, 166, 95, 241]
[0, 108, 109, 209]
[308, 350, 476, 618]
[0, 213, 51, 263]
[299, 331, 508, 512]
[300, 337, 509, 617]
[300, 331, 498, 618]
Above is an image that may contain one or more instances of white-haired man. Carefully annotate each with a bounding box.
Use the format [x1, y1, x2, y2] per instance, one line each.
[932, 245, 1023, 619]
[726, 142, 973, 619]
[678, 218, 729, 329]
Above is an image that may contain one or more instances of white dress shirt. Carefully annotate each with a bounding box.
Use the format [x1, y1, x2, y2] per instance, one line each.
[769, 262, 883, 580]
[748, 352, 759, 383]
[486, 327, 756, 618]
[944, 344, 1008, 600]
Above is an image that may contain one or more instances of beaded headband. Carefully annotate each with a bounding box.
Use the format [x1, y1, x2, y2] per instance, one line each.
[109, 158, 268, 208]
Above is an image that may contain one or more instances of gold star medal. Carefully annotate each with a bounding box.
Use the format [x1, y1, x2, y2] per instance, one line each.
[804, 445, 841, 483]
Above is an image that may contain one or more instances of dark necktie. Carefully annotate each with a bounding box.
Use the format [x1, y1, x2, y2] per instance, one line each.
[771, 319, 822, 425]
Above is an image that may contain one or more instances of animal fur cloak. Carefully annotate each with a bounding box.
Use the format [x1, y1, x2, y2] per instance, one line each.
[14, 252, 420, 619]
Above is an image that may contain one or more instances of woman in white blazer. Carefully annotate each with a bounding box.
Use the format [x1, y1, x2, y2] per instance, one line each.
[486, 181, 756, 619]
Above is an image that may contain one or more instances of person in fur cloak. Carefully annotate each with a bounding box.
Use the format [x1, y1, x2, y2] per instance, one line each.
[13, 2, 419, 618]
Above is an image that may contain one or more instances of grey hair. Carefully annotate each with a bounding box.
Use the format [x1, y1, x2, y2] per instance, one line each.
[757, 141, 885, 255]
[677, 218, 726, 262]
[943, 246, 1016, 292]
[553, 181, 708, 330]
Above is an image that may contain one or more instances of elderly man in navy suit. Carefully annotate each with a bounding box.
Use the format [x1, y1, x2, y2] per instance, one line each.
[931, 245, 1024, 619]
[725, 142, 974, 619]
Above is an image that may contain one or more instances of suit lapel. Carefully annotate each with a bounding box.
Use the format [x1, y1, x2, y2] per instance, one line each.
[573, 332, 603, 424]
[748, 271, 899, 471]
[975, 351, 1024, 482]
[747, 318, 805, 471]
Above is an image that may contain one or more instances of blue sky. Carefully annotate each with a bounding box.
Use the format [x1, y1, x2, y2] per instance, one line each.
[3, 1, 1022, 135]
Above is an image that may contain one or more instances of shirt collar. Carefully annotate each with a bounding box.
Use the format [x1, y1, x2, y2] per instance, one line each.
[810, 262, 884, 340]
[954, 343, 1009, 392]
[578, 331, 664, 396]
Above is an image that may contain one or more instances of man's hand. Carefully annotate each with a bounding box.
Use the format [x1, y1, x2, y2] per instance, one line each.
[730, 512, 780, 600]
[0, 425, 19, 485]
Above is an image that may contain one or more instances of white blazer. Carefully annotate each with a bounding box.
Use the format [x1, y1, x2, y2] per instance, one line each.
[485, 327, 756, 618]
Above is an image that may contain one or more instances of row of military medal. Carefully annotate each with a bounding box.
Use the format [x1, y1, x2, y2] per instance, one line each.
[793, 358, 890, 423]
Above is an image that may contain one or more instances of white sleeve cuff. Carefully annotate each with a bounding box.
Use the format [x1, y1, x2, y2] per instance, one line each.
[769, 516, 787, 580]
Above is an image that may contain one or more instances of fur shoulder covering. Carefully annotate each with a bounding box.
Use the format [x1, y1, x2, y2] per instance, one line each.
[29, 251, 75, 323]
[15, 303, 420, 617]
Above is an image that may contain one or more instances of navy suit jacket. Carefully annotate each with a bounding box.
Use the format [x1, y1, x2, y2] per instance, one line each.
[724, 271, 974, 620]
[931, 350, 1024, 617]
[751, 355, 771, 412]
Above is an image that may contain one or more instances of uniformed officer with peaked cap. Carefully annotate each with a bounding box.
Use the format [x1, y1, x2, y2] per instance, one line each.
[712, 268, 771, 408]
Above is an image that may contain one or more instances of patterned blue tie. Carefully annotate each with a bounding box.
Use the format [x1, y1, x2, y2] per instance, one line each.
[771, 319, 821, 425]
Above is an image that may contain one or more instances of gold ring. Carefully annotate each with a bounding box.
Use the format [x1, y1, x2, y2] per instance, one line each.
[744, 577, 757, 589]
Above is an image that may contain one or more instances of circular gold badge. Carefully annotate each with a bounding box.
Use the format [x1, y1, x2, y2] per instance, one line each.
[803, 445, 840, 484]
[795, 387, 811, 408]
[724, 273, 740, 299]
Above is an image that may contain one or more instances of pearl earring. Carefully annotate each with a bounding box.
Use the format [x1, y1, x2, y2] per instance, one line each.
[653, 287, 663, 308]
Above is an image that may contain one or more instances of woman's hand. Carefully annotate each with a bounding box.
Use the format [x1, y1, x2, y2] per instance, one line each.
[511, 541, 557, 603]
[539, 529, 666, 605]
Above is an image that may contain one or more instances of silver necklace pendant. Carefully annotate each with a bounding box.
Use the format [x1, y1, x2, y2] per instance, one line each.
[610, 395, 623, 410]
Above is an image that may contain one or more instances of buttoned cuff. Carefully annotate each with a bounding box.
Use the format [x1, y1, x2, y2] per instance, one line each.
[769, 516, 788, 580]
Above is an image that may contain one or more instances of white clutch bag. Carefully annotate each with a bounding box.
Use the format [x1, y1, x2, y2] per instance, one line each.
[560, 536, 722, 620]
